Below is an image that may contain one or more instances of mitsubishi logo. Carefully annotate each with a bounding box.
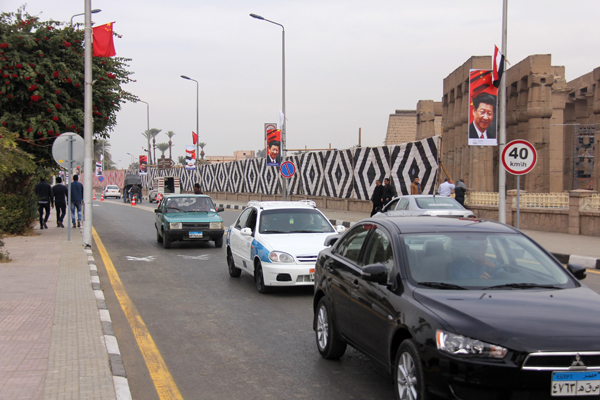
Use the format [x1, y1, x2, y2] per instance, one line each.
[570, 354, 587, 370]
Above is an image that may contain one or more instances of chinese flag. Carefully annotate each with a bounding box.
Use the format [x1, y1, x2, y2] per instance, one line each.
[192, 131, 198, 145]
[92, 22, 116, 57]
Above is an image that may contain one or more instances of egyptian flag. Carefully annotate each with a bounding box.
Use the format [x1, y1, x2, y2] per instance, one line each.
[493, 45, 505, 88]
[92, 22, 116, 57]
[192, 131, 198, 145]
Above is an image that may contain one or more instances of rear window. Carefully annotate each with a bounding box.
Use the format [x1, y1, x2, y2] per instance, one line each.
[415, 197, 462, 210]
[106, 185, 119, 190]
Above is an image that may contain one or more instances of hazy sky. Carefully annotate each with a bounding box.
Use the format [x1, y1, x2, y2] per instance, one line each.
[4, 0, 600, 168]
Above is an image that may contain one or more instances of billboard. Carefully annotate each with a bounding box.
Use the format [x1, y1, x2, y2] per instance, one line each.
[185, 145, 196, 171]
[264, 123, 281, 166]
[139, 155, 148, 174]
[468, 69, 498, 146]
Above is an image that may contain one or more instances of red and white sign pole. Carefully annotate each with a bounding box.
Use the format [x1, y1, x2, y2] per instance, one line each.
[501, 140, 537, 229]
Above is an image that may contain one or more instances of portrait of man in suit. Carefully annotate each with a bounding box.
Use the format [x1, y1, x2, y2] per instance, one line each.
[469, 93, 497, 140]
[266, 140, 281, 166]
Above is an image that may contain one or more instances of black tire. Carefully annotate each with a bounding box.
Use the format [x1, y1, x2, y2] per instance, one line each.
[227, 247, 242, 277]
[162, 231, 171, 249]
[156, 227, 163, 243]
[214, 236, 224, 248]
[315, 297, 347, 359]
[255, 261, 271, 294]
[394, 339, 427, 400]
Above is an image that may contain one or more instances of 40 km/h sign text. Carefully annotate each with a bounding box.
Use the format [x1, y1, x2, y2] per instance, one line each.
[501, 140, 537, 176]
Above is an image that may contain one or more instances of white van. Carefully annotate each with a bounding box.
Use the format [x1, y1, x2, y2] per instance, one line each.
[149, 176, 181, 203]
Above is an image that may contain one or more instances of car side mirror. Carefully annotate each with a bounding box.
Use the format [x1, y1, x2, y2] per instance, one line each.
[324, 234, 340, 247]
[336, 225, 346, 233]
[241, 227, 253, 236]
[567, 263, 587, 280]
[361, 263, 388, 285]
[154, 209, 161, 214]
[217, 206, 224, 212]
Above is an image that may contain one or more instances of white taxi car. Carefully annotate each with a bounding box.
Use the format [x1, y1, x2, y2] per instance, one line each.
[103, 185, 121, 199]
[226, 201, 344, 293]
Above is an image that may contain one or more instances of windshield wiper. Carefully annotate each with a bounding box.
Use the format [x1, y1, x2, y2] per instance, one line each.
[419, 282, 467, 290]
[167, 207, 185, 212]
[482, 283, 563, 290]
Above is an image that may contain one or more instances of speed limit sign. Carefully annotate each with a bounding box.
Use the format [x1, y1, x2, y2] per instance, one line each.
[502, 140, 537, 175]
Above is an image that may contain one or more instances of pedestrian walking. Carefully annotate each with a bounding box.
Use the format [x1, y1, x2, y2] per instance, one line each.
[34, 177, 53, 229]
[454, 179, 468, 206]
[438, 178, 455, 197]
[194, 183, 203, 194]
[370, 180, 384, 216]
[382, 178, 397, 205]
[52, 177, 68, 228]
[69, 174, 84, 228]
[411, 177, 422, 195]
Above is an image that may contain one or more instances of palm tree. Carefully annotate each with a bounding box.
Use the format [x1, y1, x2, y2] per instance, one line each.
[156, 143, 170, 158]
[166, 131, 176, 160]
[198, 142, 206, 160]
[93, 139, 116, 169]
[141, 128, 162, 164]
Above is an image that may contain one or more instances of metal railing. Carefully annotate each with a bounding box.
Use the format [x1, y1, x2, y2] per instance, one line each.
[466, 192, 499, 206]
[466, 192, 570, 208]
[582, 194, 600, 211]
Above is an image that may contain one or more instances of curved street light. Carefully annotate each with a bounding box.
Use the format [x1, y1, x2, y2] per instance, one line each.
[70, 9, 101, 26]
[181, 75, 199, 168]
[250, 13, 287, 200]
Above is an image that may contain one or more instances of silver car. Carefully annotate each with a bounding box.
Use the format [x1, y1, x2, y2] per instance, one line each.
[374, 195, 475, 218]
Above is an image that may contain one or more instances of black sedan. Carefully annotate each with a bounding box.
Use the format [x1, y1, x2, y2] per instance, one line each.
[313, 216, 599, 399]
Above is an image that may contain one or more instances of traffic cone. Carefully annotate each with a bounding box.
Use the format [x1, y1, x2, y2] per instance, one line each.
[132, 196, 136, 206]
[101, 193, 104, 201]
[93, 192, 96, 200]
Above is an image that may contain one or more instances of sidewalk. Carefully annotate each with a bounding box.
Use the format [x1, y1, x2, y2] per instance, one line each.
[0, 211, 130, 400]
[216, 199, 600, 269]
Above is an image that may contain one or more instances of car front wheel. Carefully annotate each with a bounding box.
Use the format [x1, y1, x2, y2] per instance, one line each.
[214, 236, 223, 248]
[315, 297, 347, 359]
[227, 247, 241, 277]
[255, 261, 271, 294]
[156, 226, 163, 243]
[162, 231, 171, 249]
[395, 339, 427, 400]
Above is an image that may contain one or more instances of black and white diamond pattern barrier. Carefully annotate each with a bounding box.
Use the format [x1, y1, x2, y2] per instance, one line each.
[353, 146, 391, 201]
[390, 136, 439, 195]
[323, 150, 354, 199]
[300, 152, 324, 197]
[141, 137, 438, 199]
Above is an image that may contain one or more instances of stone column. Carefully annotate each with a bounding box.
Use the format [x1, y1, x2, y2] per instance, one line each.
[445, 90, 456, 180]
[550, 69, 571, 192]
[594, 67, 600, 192]
[526, 73, 554, 192]
[416, 100, 435, 140]
[453, 84, 464, 180]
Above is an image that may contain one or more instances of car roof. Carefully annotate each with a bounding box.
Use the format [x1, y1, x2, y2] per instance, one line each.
[365, 216, 519, 235]
[247, 200, 318, 210]
[163, 194, 211, 199]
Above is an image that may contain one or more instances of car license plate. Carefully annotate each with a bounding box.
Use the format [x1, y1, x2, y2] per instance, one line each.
[189, 231, 203, 238]
[552, 371, 600, 396]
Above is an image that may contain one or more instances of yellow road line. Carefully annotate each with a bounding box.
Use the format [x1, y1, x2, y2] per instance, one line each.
[587, 269, 600, 275]
[92, 227, 183, 400]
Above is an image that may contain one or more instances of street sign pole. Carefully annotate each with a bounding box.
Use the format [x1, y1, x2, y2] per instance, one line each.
[67, 136, 73, 241]
[502, 139, 537, 230]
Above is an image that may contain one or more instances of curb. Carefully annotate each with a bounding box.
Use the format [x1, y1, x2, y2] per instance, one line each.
[84, 248, 132, 400]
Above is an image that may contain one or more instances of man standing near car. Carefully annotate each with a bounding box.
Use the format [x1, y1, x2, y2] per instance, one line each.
[454, 179, 468, 206]
[411, 177, 422, 195]
[438, 178, 455, 197]
[370, 180, 384, 216]
[52, 177, 68, 228]
[382, 178, 397, 205]
[69, 174, 84, 228]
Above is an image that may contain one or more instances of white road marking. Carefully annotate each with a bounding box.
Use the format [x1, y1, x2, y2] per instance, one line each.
[125, 256, 157, 262]
[177, 255, 211, 260]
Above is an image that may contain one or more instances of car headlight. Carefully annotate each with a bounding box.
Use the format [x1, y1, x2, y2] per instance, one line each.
[269, 251, 294, 263]
[436, 330, 507, 359]
[209, 222, 223, 229]
[169, 222, 182, 229]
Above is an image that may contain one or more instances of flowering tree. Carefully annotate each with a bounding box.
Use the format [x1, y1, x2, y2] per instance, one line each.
[0, 7, 136, 167]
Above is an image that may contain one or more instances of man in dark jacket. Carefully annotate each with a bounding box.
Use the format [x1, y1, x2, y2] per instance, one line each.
[370, 180, 384, 216]
[193, 183, 203, 194]
[52, 177, 68, 228]
[35, 177, 53, 229]
[382, 178, 397, 206]
[69, 175, 84, 228]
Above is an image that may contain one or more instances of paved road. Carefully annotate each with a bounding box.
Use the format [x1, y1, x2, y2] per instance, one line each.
[91, 199, 395, 400]
[91, 198, 600, 400]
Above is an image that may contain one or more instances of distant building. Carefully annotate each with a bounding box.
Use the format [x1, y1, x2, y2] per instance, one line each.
[205, 150, 256, 164]
[384, 104, 442, 145]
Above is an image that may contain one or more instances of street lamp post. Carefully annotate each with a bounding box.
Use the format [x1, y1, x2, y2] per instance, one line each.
[70, 8, 101, 26]
[138, 100, 150, 165]
[180, 75, 199, 168]
[250, 13, 287, 201]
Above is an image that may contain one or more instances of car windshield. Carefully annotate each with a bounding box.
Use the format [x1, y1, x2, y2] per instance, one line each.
[259, 209, 335, 234]
[402, 232, 576, 289]
[415, 197, 463, 210]
[164, 197, 213, 213]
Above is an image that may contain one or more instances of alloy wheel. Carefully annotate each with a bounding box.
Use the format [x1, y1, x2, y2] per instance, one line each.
[397, 352, 418, 400]
[316, 305, 329, 350]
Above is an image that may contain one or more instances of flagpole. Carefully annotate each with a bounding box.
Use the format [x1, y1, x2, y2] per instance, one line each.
[498, 0, 508, 224]
[82, 0, 93, 247]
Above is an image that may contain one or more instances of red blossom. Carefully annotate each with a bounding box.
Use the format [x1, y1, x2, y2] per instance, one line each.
[55, 132, 60, 136]
[52, 116, 59, 121]
[63, 41, 71, 47]
[28, 63, 35, 68]
[75, 83, 80, 87]
[2, 74, 7, 78]
[47, 109, 52, 112]
[6, 94, 12, 98]
[0, 44, 8, 49]
[39, 54, 44, 57]
[30, 95, 41, 102]
[2, 121, 6, 125]
[28, 84, 38, 91]
[48, 130, 54, 134]
[55, 103, 62, 109]
[36, 132, 42, 136]
[16, 64, 22, 69]
[11, 74, 17, 78]
[52, 71, 59, 78]
[66, 78, 72, 83]
[26, 128, 32, 132]
[55, 90, 60, 94]
[4, 81, 9, 85]
[25, 76, 31, 80]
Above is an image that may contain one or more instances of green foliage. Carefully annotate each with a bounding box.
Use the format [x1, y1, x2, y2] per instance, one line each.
[0, 128, 36, 178]
[0, 182, 36, 234]
[0, 235, 9, 262]
[0, 7, 136, 168]
[156, 142, 169, 157]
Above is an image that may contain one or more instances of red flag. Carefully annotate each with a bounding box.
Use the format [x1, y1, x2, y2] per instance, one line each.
[92, 22, 116, 57]
[192, 131, 198, 145]
[492, 45, 505, 88]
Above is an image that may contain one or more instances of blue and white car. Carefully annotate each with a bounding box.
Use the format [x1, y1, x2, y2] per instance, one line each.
[226, 201, 345, 293]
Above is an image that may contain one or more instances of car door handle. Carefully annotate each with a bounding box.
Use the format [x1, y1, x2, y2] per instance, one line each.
[352, 279, 359, 288]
